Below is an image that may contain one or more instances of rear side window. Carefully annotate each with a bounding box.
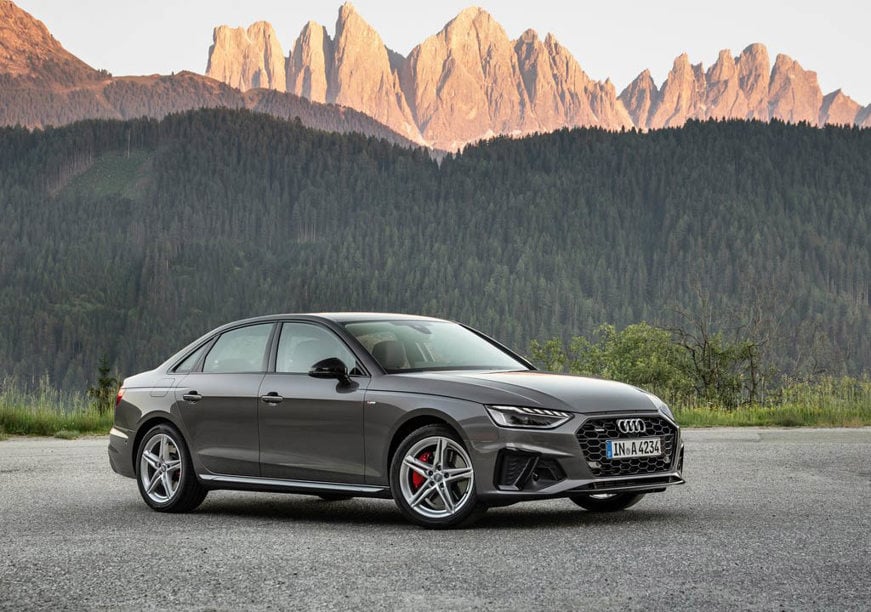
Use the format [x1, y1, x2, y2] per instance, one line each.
[202, 324, 273, 373]
[173, 343, 208, 373]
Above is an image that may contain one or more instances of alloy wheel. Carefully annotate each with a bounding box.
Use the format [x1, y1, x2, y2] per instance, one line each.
[139, 433, 183, 504]
[398, 435, 474, 519]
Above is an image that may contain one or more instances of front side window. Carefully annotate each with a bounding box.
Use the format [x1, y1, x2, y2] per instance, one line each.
[202, 324, 273, 373]
[343, 320, 529, 373]
[276, 322, 358, 374]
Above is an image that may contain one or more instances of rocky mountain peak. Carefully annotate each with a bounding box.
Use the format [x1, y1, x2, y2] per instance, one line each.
[207, 21, 286, 91]
[736, 43, 771, 119]
[646, 52, 707, 129]
[450, 6, 492, 28]
[619, 70, 658, 129]
[330, 4, 421, 142]
[519, 28, 540, 44]
[402, 3, 536, 148]
[199, 4, 867, 148]
[819, 89, 862, 126]
[704, 49, 749, 120]
[287, 21, 332, 103]
[768, 53, 823, 125]
[0, 0, 100, 86]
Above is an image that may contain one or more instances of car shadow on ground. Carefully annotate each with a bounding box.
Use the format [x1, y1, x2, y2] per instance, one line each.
[181, 493, 686, 530]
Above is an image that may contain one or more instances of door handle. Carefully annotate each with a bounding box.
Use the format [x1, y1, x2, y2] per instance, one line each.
[182, 392, 202, 403]
[261, 392, 284, 404]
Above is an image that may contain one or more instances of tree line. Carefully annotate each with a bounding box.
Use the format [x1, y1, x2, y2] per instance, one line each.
[0, 109, 867, 392]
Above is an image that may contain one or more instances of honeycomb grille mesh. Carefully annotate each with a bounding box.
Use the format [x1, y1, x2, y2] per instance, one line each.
[576, 416, 677, 477]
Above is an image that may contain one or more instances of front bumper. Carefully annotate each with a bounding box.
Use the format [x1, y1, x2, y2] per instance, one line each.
[471, 411, 685, 503]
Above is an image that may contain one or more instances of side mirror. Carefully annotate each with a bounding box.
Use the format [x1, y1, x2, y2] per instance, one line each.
[309, 357, 350, 383]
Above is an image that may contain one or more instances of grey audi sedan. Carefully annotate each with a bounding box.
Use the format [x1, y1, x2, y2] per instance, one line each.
[109, 313, 684, 528]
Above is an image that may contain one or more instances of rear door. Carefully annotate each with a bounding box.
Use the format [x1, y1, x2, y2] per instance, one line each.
[176, 322, 275, 477]
[258, 321, 369, 483]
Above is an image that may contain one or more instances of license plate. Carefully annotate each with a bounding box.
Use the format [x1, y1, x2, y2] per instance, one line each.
[606, 437, 662, 459]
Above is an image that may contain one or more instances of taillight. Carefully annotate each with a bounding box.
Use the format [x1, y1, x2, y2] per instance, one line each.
[115, 387, 125, 409]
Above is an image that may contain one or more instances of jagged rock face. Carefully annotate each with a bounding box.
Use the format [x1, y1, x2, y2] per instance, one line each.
[206, 22, 286, 92]
[768, 54, 823, 125]
[540, 33, 632, 130]
[329, 3, 420, 142]
[514, 29, 565, 132]
[402, 7, 535, 148]
[619, 70, 658, 130]
[705, 49, 749, 120]
[737, 43, 771, 120]
[647, 54, 707, 129]
[202, 5, 869, 147]
[820, 90, 861, 126]
[287, 21, 332, 103]
[588, 79, 633, 130]
[8, 0, 868, 148]
[0, 0, 100, 86]
[514, 30, 607, 132]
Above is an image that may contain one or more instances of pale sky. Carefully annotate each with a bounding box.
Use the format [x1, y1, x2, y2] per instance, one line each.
[15, 0, 871, 105]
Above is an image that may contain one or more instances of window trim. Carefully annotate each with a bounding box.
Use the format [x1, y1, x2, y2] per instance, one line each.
[194, 322, 277, 375]
[270, 320, 371, 378]
[170, 338, 216, 374]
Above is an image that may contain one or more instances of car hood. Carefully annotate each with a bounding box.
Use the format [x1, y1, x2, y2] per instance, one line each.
[376, 370, 659, 414]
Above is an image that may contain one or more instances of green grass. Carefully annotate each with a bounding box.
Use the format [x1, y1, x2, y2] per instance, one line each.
[674, 376, 871, 427]
[53, 429, 82, 440]
[0, 377, 113, 438]
[0, 375, 868, 438]
[0, 405, 113, 437]
[675, 403, 871, 428]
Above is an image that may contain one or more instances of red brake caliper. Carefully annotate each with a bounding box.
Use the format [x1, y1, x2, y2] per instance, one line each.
[411, 451, 433, 490]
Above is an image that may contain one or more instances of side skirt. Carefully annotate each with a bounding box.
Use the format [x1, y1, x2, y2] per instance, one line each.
[198, 474, 391, 498]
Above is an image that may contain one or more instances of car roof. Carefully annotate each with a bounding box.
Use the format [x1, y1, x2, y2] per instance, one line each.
[216, 312, 450, 329]
[313, 312, 449, 323]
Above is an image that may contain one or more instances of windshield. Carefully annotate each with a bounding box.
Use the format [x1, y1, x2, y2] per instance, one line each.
[343, 320, 530, 373]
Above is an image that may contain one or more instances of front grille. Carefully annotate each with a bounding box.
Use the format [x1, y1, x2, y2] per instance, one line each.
[576, 415, 677, 477]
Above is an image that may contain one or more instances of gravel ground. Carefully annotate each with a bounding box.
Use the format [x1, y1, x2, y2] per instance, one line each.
[0, 428, 869, 611]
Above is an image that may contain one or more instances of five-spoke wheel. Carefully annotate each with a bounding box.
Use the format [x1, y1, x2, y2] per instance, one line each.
[390, 425, 485, 528]
[139, 433, 182, 503]
[136, 423, 207, 512]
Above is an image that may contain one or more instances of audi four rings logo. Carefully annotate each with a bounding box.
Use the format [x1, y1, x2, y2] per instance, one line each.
[617, 418, 646, 434]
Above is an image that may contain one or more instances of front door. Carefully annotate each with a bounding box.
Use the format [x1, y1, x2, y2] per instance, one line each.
[258, 322, 368, 483]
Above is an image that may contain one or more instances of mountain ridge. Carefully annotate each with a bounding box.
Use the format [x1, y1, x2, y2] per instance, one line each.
[206, 2, 871, 148]
[0, 0, 417, 148]
[1, 0, 869, 150]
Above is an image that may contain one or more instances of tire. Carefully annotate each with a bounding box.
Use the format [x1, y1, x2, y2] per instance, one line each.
[317, 494, 353, 502]
[136, 423, 207, 513]
[569, 492, 645, 512]
[390, 424, 486, 528]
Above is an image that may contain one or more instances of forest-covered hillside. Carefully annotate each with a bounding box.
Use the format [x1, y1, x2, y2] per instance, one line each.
[0, 110, 868, 389]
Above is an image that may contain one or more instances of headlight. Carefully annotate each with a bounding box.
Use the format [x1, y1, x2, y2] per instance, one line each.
[486, 405, 573, 429]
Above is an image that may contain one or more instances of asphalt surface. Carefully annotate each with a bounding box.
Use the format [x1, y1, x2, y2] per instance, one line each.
[0, 429, 869, 611]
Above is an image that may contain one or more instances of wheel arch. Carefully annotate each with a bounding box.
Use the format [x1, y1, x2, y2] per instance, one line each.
[130, 413, 186, 475]
[386, 412, 464, 472]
